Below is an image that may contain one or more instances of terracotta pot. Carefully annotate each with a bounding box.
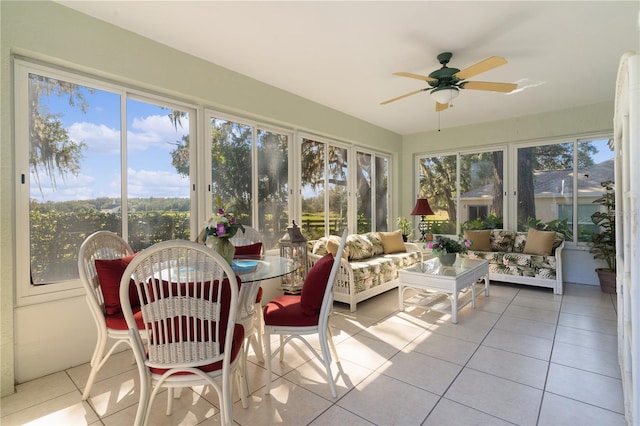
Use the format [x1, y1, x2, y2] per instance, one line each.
[596, 268, 616, 294]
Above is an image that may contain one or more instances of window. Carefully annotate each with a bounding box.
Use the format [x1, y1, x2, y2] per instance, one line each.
[16, 61, 195, 302]
[356, 151, 389, 233]
[209, 114, 290, 249]
[416, 137, 613, 242]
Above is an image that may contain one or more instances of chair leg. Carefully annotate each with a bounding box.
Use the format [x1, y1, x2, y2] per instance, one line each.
[241, 340, 251, 401]
[236, 367, 249, 409]
[327, 326, 340, 363]
[253, 313, 265, 364]
[81, 332, 108, 400]
[320, 335, 338, 398]
[264, 329, 273, 395]
[166, 388, 173, 416]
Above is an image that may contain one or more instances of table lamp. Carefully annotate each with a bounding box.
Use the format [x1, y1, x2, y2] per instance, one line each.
[410, 198, 434, 242]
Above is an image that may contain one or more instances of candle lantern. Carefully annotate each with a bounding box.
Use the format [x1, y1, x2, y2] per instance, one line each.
[279, 221, 308, 293]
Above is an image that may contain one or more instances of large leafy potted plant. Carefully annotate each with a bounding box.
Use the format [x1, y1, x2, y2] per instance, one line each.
[590, 180, 616, 293]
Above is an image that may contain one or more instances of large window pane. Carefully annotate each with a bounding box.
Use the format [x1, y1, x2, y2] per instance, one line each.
[517, 143, 573, 230]
[301, 139, 326, 239]
[356, 152, 372, 233]
[460, 151, 504, 228]
[126, 99, 191, 251]
[257, 129, 289, 249]
[374, 156, 389, 232]
[576, 138, 615, 241]
[329, 146, 348, 236]
[210, 118, 252, 223]
[29, 73, 121, 285]
[418, 155, 457, 234]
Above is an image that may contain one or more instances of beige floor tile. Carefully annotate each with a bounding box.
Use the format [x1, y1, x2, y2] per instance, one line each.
[377, 350, 462, 395]
[423, 398, 513, 426]
[503, 303, 560, 324]
[558, 311, 617, 335]
[494, 314, 557, 340]
[283, 357, 374, 400]
[406, 330, 479, 365]
[551, 341, 621, 378]
[85, 369, 142, 418]
[538, 391, 627, 426]
[516, 286, 561, 301]
[473, 296, 510, 315]
[444, 368, 543, 425]
[546, 363, 624, 413]
[66, 348, 138, 392]
[512, 293, 562, 311]
[357, 314, 427, 349]
[427, 310, 499, 343]
[483, 328, 553, 360]
[0, 371, 78, 417]
[309, 405, 374, 425]
[467, 345, 549, 389]
[555, 325, 618, 353]
[0, 390, 98, 426]
[485, 283, 520, 301]
[338, 371, 439, 425]
[561, 301, 617, 321]
[233, 379, 332, 425]
[334, 334, 400, 371]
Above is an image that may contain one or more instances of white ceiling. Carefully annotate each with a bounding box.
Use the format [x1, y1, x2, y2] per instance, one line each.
[57, 1, 639, 135]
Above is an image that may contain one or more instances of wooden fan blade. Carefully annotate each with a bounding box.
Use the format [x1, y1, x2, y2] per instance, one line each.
[393, 72, 438, 82]
[380, 89, 426, 105]
[462, 81, 517, 93]
[454, 56, 507, 80]
[435, 102, 449, 112]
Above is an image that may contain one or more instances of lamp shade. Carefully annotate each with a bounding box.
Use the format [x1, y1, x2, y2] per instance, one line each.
[430, 87, 459, 104]
[410, 198, 434, 216]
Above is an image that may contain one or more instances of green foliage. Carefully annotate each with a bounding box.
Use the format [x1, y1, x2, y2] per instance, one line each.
[523, 217, 572, 240]
[590, 181, 616, 271]
[396, 217, 412, 236]
[428, 235, 471, 256]
[462, 215, 504, 230]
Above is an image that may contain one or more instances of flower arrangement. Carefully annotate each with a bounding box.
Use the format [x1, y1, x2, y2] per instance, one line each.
[200, 197, 245, 243]
[428, 235, 471, 256]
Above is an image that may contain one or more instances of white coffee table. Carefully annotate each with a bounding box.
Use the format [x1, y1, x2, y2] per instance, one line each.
[398, 257, 489, 324]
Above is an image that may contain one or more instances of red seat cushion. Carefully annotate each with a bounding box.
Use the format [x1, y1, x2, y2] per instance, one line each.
[233, 242, 263, 256]
[300, 253, 334, 316]
[104, 305, 145, 330]
[95, 254, 139, 315]
[263, 295, 320, 327]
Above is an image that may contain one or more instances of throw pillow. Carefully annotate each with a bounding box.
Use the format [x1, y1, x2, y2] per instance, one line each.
[523, 228, 556, 255]
[346, 234, 374, 260]
[463, 230, 491, 251]
[379, 230, 407, 254]
[325, 236, 348, 260]
[233, 242, 263, 256]
[95, 253, 139, 315]
[300, 253, 335, 316]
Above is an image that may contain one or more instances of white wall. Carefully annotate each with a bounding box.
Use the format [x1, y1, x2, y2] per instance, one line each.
[0, 1, 402, 394]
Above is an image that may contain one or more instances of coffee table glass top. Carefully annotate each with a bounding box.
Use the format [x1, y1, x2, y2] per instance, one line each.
[405, 257, 487, 277]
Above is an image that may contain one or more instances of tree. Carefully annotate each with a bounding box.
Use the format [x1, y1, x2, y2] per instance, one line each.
[29, 75, 88, 192]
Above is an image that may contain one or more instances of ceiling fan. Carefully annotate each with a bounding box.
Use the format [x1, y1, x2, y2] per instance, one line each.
[381, 52, 517, 111]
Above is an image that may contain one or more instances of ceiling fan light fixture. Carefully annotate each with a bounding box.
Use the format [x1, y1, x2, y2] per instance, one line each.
[430, 86, 459, 104]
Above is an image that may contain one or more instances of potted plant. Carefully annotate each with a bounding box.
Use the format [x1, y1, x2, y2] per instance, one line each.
[590, 180, 616, 293]
[396, 217, 412, 242]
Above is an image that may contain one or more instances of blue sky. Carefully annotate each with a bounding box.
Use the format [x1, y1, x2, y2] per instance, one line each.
[33, 82, 190, 203]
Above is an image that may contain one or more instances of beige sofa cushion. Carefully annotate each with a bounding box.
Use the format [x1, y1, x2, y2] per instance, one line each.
[463, 230, 491, 251]
[379, 230, 406, 254]
[326, 235, 349, 260]
[524, 229, 556, 255]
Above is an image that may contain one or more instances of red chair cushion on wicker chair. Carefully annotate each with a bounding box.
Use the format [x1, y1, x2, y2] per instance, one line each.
[104, 306, 145, 330]
[263, 295, 320, 327]
[299, 253, 334, 316]
[233, 242, 263, 256]
[95, 254, 140, 315]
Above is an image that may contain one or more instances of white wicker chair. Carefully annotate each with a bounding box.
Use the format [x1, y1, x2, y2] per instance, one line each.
[263, 229, 347, 398]
[120, 240, 246, 426]
[77, 230, 145, 400]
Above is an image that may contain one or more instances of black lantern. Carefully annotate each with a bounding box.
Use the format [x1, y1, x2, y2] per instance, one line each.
[279, 221, 308, 293]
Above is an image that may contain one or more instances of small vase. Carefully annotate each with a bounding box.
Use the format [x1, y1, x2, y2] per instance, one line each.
[206, 236, 235, 265]
[437, 253, 457, 266]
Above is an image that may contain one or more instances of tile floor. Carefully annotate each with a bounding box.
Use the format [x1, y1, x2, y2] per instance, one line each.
[1, 282, 626, 425]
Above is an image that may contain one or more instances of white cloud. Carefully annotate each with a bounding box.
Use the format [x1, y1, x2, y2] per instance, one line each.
[68, 122, 120, 155]
[128, 114, 190, 152]
[127, 168, 190, 198]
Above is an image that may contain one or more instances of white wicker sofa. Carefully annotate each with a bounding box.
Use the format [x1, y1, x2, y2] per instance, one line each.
[307, 231, 422, 312]
[460, 229, 565, 295]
